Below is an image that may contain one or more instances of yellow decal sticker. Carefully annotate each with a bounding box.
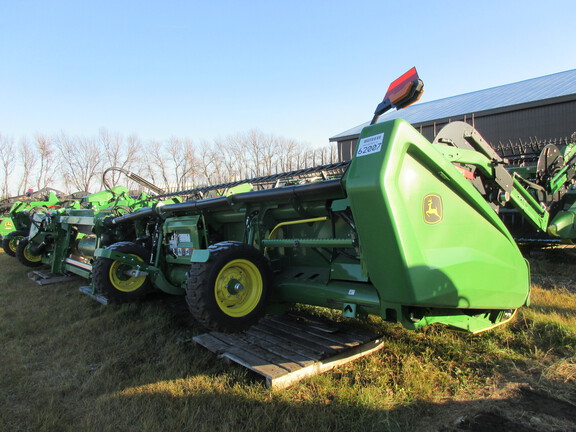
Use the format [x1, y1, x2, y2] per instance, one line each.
[423, 194, 442, 225]
[5, 221, 13, 229]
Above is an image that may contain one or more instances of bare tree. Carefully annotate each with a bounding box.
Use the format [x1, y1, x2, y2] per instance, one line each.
[148, 140, 171, 191]
[196, 129, 331, 186]
[259, 132, 278, 175]
[0, 127, 330, 197]
[165, 137, 197, 191]
[219, 136, 244, 181]
[137, 158, 158, 190]
[98, 129, 143, 190]
[198, 141, 225, 186]
[56, 133, 102, 192]
[18, 138, 38, 195]
[182, 139, 200, 189]
[35, 134, 59, 192]
[0, 134, 15, 198]
[243, 129, 264, 177]
[277, 138, 299, 172]
[223, 129, 277, 179]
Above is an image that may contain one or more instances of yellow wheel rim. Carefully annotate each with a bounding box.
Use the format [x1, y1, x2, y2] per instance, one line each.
[214, 259, 263, 317]
[9, 238, 19, 253]
[108, 254, 146, 292]
[24, 244, 42, 262]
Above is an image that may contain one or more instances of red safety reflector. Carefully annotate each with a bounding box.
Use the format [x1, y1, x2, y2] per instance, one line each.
[454, 165, 475, 180]
[384, 67, 419, 106]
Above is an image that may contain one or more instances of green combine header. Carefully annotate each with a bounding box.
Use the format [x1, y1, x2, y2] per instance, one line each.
[88, 68, 560, 334]
[13, 68, 576, 336]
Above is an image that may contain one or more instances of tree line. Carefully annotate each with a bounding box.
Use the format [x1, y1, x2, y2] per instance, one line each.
[0, 129, 338, 198]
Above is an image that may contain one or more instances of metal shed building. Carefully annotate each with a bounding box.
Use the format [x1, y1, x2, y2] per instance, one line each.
[330, 69, 576, 161]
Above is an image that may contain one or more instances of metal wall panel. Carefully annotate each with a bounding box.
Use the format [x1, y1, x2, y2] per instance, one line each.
[337, 100, 576, 161]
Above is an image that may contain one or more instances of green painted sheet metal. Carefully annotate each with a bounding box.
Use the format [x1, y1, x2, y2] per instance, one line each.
[343, 119, 530, 318]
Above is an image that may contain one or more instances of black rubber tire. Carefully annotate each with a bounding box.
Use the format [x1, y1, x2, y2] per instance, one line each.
[92, 241, 152, 303]
[16, 237, 44, 267]
[186, 241, 271, 332]
[2, 230, 28, 257]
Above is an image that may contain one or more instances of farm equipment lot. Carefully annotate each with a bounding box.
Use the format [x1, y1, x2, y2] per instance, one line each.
[1, 248, 575, 432]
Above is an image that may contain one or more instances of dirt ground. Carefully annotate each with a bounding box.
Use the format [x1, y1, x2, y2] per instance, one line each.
[421, 383, 576, 432]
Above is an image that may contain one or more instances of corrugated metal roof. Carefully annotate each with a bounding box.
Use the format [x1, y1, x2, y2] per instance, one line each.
[330, 69, 576, 141]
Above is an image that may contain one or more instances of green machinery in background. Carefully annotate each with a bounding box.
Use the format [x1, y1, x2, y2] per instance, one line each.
[493, 133, 576, 243]
[19, 162, 347, 296]
[1, 188, 68, 256]
[15, 167, 178, 274]
[1, 184, 157, 258]
[432, 123, 576, 242]
[16, 187, 174, 269]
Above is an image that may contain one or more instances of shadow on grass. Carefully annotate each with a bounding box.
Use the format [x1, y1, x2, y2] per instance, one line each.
[79, 375, 576, 432]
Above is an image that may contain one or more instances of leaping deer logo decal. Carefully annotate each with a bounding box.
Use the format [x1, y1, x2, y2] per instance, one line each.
[423, 194, 442, 224]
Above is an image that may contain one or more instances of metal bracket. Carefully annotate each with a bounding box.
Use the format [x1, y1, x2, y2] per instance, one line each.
[125, 269, 148, 277]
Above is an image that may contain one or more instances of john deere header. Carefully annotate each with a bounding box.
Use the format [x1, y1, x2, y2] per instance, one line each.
[15, 68, 576, 334]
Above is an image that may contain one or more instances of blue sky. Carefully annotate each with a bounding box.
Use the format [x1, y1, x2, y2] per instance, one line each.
[1, 0, 575, 146]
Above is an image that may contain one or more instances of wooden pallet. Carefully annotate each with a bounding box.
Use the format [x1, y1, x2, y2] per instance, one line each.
[193, 314, 384, 389]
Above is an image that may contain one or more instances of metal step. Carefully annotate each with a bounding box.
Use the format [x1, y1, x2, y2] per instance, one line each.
[78, 286, 109, 305]
[27, 270, 80, 286]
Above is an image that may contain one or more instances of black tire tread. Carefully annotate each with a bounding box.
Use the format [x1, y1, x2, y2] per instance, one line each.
[186, 241, 271, 332]
[2, 230, 28, 257]
[16, 237, 44, 267]
[92, 241, 152, 303]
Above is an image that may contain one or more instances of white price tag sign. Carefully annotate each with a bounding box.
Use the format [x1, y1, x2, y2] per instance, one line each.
[356, 133, 384, 157]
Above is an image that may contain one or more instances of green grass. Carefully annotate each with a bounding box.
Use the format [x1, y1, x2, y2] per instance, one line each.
[1, 249, 575, 432]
